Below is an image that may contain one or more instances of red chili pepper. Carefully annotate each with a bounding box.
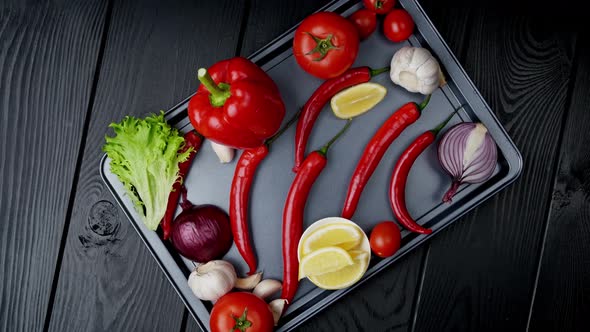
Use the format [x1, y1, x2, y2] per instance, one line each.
[293, 66, 389, 173]
[341, 95, 431, 220]
[229, 112, 300, 275]
[389, 110, 458, 234]
[161, 130, 203, 240]
[188, 57, 286, 149]
[281, 120, 352, 303]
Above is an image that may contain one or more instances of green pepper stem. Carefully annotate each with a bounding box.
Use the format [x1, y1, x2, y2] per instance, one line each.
[197, 68, 231, 107]
[417, 94, 432, 112]
[370, 66, 390, 77]
[430, 105, 466, 136]
[318, 119, 352, 156]
[265, 109, 302, 147]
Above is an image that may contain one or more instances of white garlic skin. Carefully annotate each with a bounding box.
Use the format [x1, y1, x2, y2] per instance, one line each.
[210, 141, 235, 163]
[187, 260, 237, 302]
[390, 46, 442, 95]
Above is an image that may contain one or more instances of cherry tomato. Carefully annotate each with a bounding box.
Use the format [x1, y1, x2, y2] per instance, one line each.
[363, 0, 396, 15]
[370, 221, 401, 258]
[293, 12, 360, 79]
[210, 292, 274, 332]
[383, 9, 414, 42]
[348, 9, 377, 40]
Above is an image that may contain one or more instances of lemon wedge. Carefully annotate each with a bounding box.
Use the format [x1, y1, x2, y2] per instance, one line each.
[331, 82, 387, 119]
[308, 251, 370, 290]
[299, 246, 354, 279]
[299, 223, 362, 256]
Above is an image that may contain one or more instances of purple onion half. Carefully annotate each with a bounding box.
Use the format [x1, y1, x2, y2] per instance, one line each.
[437, 122, 497, 203]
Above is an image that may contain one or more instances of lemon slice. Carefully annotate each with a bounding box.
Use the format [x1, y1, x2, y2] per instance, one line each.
[331, 82, 387, 119]
[299, 246, 354, 279]
[299, 223, 362, 256]
[308, 251, 370, 290]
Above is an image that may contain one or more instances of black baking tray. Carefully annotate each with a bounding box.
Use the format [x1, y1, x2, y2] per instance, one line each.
[101, 0, 522, 330]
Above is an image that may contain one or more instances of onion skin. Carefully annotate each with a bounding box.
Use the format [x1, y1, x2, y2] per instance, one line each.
[437, 122, 497, 203]
[171, 204, 233, 262]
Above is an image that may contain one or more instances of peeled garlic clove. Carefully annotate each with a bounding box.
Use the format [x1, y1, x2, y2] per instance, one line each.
[253, 279, 282, 300]
[210, 141, 235, 163]
[268, 299, 288, 326]
[235, 271, 263, 290]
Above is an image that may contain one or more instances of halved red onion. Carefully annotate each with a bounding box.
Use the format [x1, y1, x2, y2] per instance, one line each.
[437, 122, 497, 203]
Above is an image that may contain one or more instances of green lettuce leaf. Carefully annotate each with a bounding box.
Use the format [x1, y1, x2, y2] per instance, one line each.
[103, 112, 192, 231]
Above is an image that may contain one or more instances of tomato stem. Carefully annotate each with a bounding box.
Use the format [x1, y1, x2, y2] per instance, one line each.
[318, 119, 352, 156]
[197, 68, 231, 107]
[304, 32, 340, 62]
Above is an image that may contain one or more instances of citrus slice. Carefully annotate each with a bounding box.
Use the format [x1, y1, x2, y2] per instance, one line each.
[299, 246, 354, 278]
[300, 223, 362, 256]
[331, 82, 387, 119]
[308, 251, 370, 290]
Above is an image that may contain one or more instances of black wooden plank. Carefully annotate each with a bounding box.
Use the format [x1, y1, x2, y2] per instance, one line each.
[411, 8, 577, 332]
[45, 0, 245, 331]
[0, 1, 108, 331]
[527, 35, 589, 332]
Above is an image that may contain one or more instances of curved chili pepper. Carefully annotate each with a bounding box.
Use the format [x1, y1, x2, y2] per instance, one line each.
[282, 120, 352, 303]
[341, 95, 431, 220]
[389, 110, 458, 234]
[161, 130, 203, 240]
[229, 112, 300, 275]
[293, 66, 389, 173]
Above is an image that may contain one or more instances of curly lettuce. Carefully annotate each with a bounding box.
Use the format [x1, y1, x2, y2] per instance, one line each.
[103, 112, 192, 231]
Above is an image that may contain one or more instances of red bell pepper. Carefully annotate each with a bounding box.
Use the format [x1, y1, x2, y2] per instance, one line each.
[188, 57, 286, 149]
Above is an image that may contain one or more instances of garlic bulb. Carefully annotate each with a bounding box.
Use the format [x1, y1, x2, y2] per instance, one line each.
[390, 46, 445, 95]
[210, 141, 235, 163]
[188, 260, 237, 301]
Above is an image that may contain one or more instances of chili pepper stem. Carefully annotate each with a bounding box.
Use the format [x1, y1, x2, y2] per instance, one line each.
[430, 105, 466, 136]
[318, 119, 352, 156]
[265, 109, 302, 147]
[370, 66, 390, 77]
[417, 94, 432, 111]
[197, 68, 231, 107]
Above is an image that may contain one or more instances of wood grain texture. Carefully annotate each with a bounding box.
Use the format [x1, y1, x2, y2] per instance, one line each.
[528, 36, 590, 332]
[411, 8, 576, 332]
[0, 1, 107, 331]
[45, 0, 245, 331]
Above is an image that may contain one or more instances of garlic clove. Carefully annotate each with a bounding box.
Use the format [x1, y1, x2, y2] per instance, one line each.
[253, 279, 282, 300]
[268, 299, 288, 326]
[235, 271, 263, 290]
[210, 141, 235, 163]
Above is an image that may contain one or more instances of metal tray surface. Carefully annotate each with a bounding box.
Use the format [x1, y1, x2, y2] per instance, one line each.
[101, 0, 522, 330]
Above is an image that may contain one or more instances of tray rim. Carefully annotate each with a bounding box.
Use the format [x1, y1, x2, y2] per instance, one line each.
[100, 0, 523, 330]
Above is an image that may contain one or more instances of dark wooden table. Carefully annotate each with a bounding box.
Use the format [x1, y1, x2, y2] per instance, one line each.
[1, 0, 588, 331]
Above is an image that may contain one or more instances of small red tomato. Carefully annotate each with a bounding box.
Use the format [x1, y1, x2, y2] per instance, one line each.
[370, 221, 401, 258]
[293, 12, 360, 79]
[383, 9, 414, 42]
[363, 0, 396, 15]
[210, 292, 274, 332]
[348, 9, 377, 40]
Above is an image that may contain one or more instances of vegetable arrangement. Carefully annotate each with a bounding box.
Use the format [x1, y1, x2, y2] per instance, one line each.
[103, 3, 500, 330]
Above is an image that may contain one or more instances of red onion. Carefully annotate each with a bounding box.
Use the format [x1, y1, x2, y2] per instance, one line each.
[171, 187, 232, 262]
[437, 122, 497, 203]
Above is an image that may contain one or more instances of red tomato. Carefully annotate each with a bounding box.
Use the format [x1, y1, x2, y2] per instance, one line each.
[363, 0, 396, 15]
[370, 221, 401, 258]
[293, 12, 359, 79]
[383, 9, 415, 42]
[348, 9, 377, 40]
[210, 292, 274, 332]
